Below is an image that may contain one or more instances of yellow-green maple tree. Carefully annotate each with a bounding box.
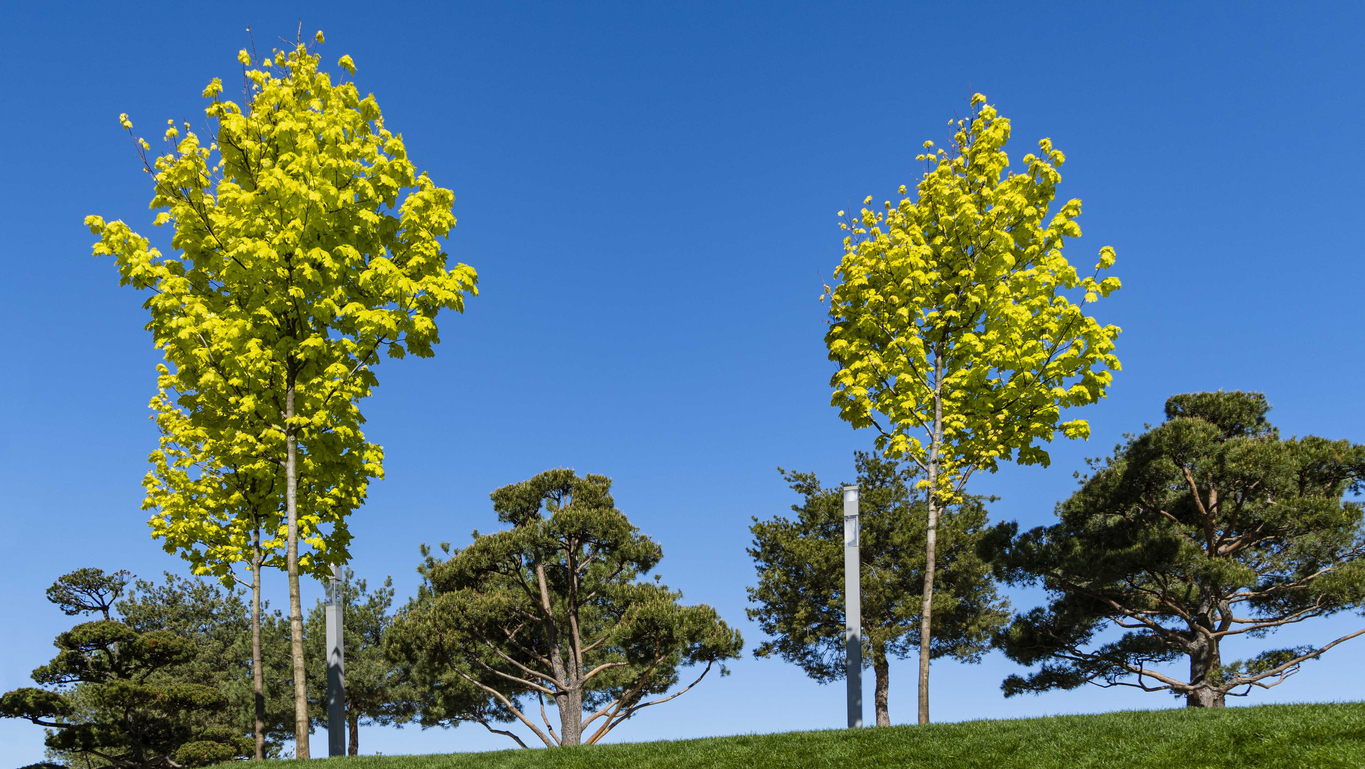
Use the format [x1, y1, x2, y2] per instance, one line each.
[824, 93, 1121, 724]
[89, 33, 477, 755]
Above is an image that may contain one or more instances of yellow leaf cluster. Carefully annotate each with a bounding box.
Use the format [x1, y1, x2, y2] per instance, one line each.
[825, 94, 1122, 497]
[91, 43, 477, 579]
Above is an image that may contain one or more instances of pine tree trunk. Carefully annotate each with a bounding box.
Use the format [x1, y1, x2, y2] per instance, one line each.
[1186, 636, 1226, 708]
[916, 353, 944, 726]
[553, 643, 583, 747]
[285, 381, 310, 759]
[348, 713, 359, 756]
[873, 642, 890, 726]
[558, 686, 583, 746]
[252, 525, 266, 761]
[532, 554, 581, 747]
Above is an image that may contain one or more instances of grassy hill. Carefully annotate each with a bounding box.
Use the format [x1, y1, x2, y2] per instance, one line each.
[296, 702, 1365, 769]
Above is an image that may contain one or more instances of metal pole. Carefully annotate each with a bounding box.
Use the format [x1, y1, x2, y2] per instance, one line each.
[326, 564, 345, 757]
[844, 485, 862, 729]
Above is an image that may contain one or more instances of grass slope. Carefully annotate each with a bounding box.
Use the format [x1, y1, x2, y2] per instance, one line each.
[301, 703, 1365, 769]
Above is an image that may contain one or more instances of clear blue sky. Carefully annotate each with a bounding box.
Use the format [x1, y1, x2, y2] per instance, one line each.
[3, 1, 1364, 762]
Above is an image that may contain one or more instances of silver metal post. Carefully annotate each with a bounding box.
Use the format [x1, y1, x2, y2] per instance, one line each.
[844, 485, 862, 729]
[326, 564, 345, 757]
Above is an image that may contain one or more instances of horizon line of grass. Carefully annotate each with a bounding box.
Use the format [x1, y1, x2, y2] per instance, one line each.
[282, 701, 1365, 769]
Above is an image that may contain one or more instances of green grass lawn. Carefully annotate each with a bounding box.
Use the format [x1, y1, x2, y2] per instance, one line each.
[292, 702, 1365, 769]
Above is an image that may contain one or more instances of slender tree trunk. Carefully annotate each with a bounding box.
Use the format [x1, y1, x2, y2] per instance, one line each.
[348, 713, 359, 756]
[252, 525, 266, 761]
[873, 642, 890, 726]
[917, 486, 938, 725]
[917, 352, 944, 725]
[1186, 636, 1226, 708]
[285, 380, 310, 759]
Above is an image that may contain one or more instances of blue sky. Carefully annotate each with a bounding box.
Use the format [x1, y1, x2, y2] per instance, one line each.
[2, 0, 1364, 762]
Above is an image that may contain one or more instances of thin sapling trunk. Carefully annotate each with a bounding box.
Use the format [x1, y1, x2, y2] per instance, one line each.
[916, 351, 944, 725]
[285, 378, 310, 759]
[251, 523, 266, 760]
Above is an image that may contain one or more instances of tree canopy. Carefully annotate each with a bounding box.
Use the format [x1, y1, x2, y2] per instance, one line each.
[988, 391, 1365, 707]
[823, 92, 1121, 723]
[748, 452, 1008, 725]
[386, 469, 743, 747]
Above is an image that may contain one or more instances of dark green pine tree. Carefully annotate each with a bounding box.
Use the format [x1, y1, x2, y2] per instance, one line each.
[386, 469, 744, 748]
[988, 391, 1365, 708]
[116, 573, 296, 758]
[747, 451, 1009, 725]
[0, 569, 252, 768]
